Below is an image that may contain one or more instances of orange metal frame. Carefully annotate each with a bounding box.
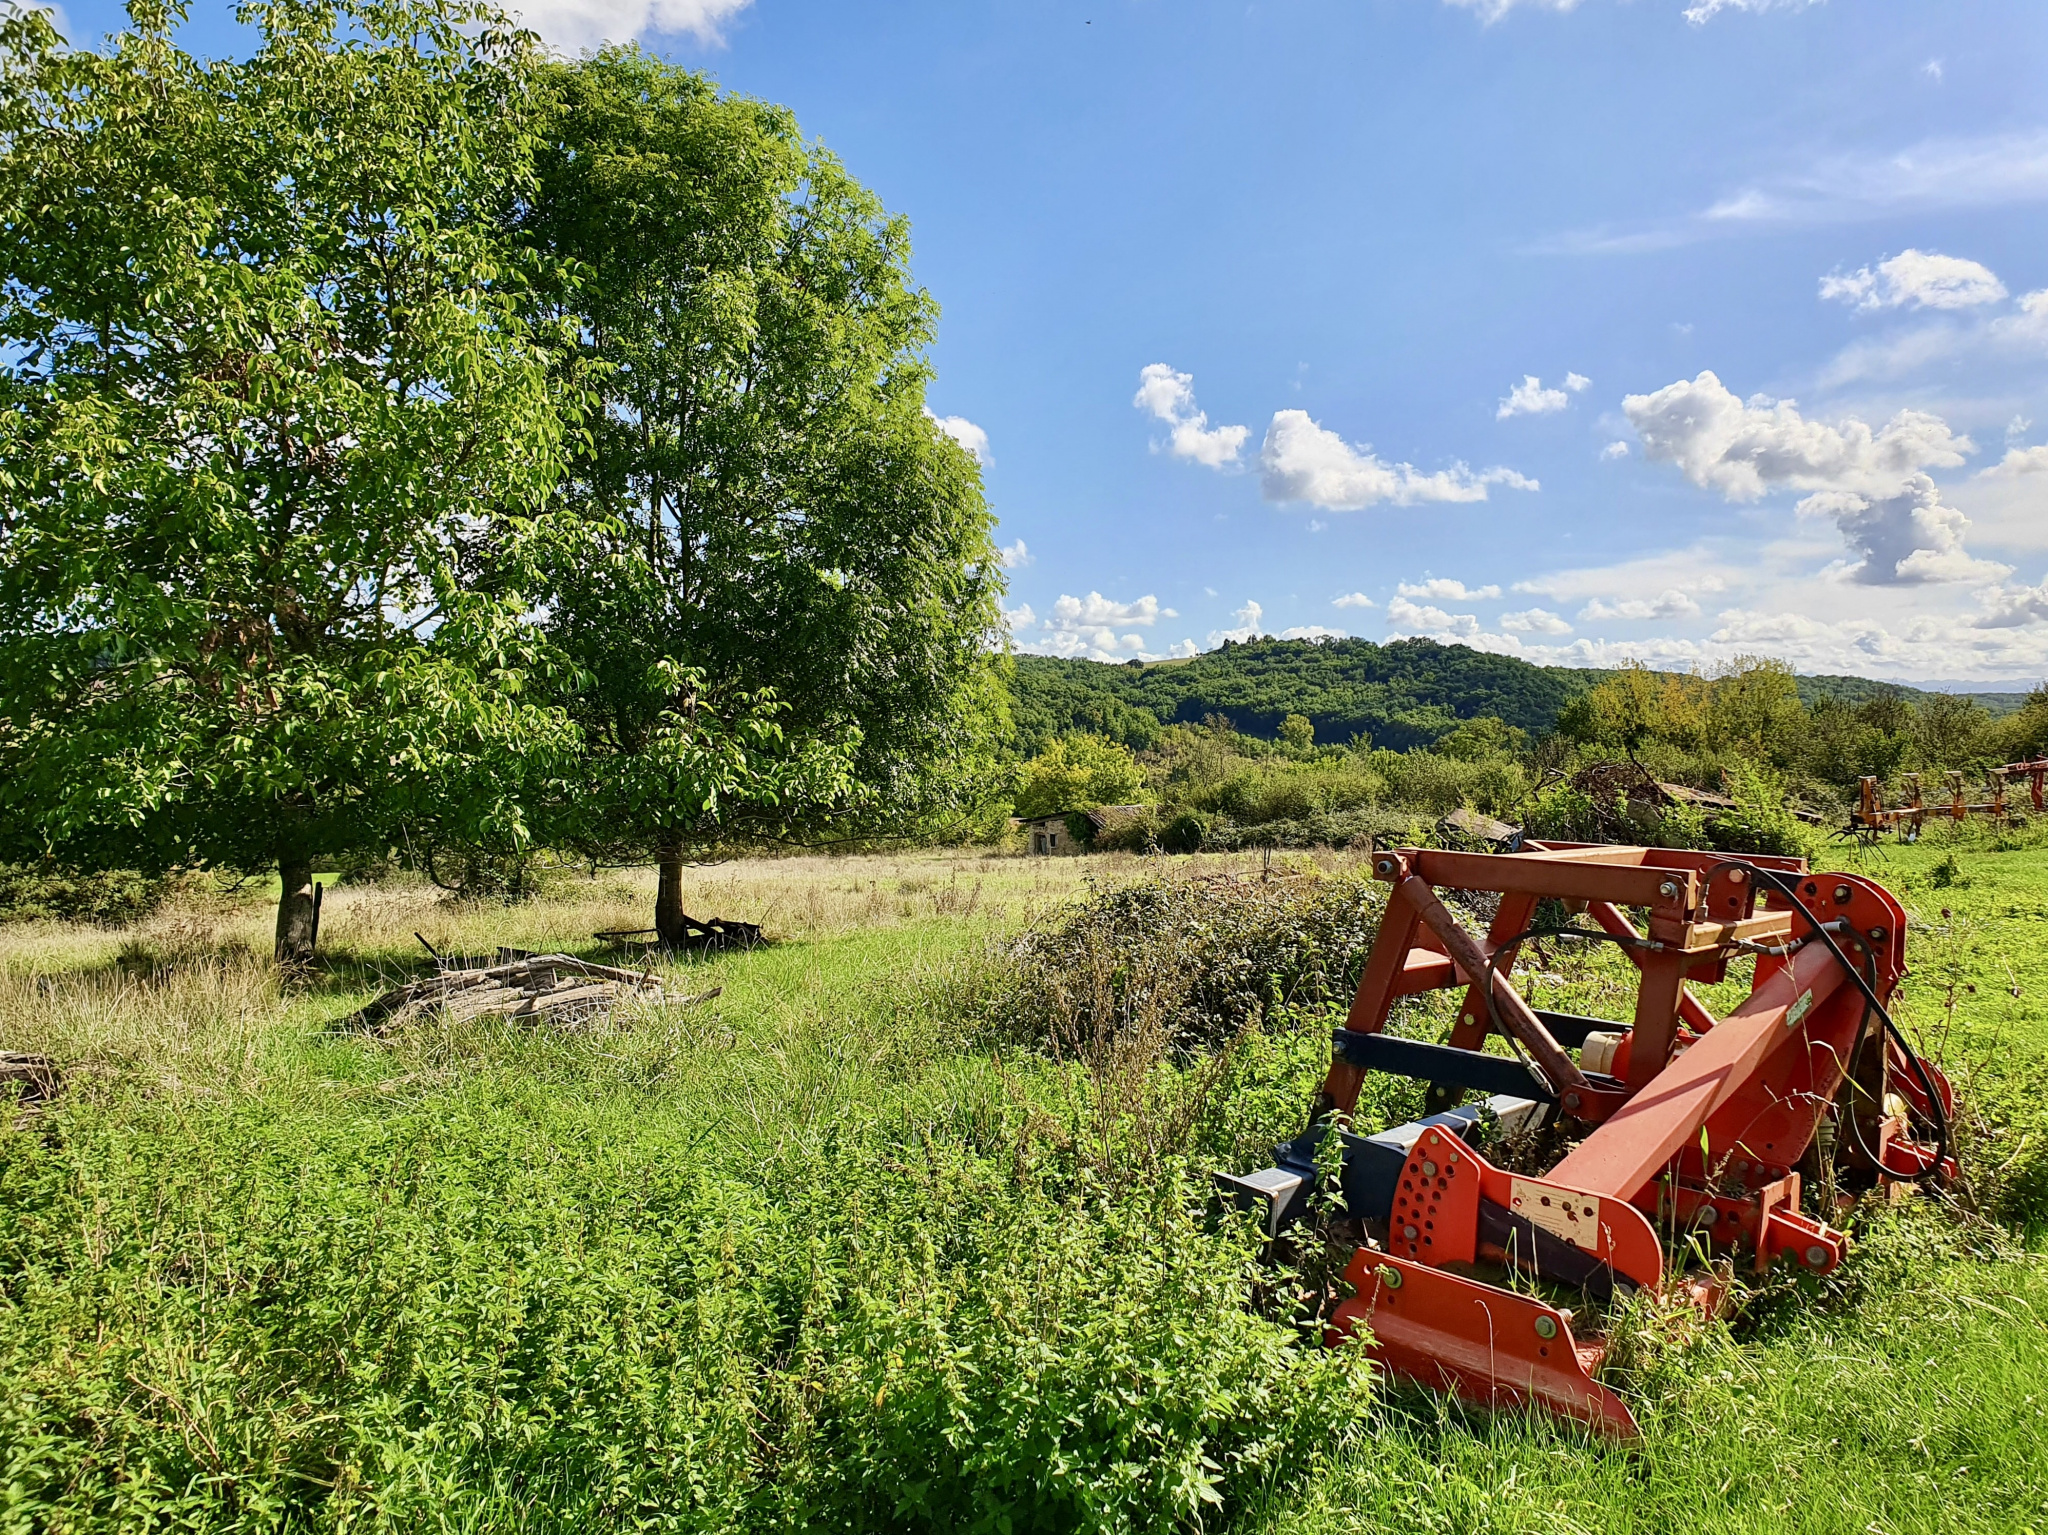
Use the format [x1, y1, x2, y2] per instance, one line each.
[1302, 841, 1952, 1436]
[1854, 760, 2046, 838]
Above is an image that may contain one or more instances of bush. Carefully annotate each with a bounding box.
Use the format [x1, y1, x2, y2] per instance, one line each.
[995, 871, 1388, 1054]
[1015, 735, 1148, 819]
[1708, 759, 1812, 859]
[0, 864, 170, 925]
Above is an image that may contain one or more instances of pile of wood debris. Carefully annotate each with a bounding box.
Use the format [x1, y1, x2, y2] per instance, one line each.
[2, 1052, 60, 1120]
[342, 951, 712, 1037]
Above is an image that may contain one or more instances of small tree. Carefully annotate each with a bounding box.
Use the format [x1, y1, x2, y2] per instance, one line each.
[0, 0, 572, 957]
[1014, 735, 1147, 819]
[1278, 713, 1315, 753]
[517, 50, 1008, 943]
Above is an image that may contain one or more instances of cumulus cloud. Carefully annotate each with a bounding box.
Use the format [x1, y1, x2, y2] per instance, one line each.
[1981, 446, 2048, 479]
[1260, 411, 1537, 510]
[1010, 591, 1179, 661]
[1332, 592, 1378, 609]
[1992, 290, 2048, 348]
[1501, 607, 1573, 635]
[1133, 364, 1249, 469]
[1386, 596, 1482, 640]
[511, 0, 749, 51]
[1497, 375, 1570, 419]
[1796, 482, 2008, 585]
[928, 411, 991, 463]
[1577, 590, 1702, 621]
[1622, 370, 1996, 584]
[1397, 578, 1501, 601]
[1820, 250, 2007, 312]
[996, 539, 1032, 570]
[1004, 603, 1036, 632]
[1279, 625, 1348, 641]
[1972, 577, 2048, 629]
[1601, 441, 1632, 460]
[1566, 373, 1592, 392]
[1208, 600, 1266, 647]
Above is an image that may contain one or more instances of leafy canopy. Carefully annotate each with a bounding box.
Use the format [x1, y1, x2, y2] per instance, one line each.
[517, 49, 1008, 867]
[1014, 735, 1147, 820]
[0, 0, 576, 901]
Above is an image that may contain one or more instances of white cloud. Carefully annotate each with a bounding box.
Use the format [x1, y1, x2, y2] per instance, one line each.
[1167, 638, 1201, 658]
[1923, 59, 1944, 83]
[1681, 0, 1820, 21]
[1971, 577, 2048, 629]
[927, 411, 991, 464]
[1795, 483, 2008, 586]
[1992, 289, 2048, 348]
[1332, 592, 1378, 609]
[1565, 372, 1592, 393]
[1386, 596, 1482, 639]
[1133, 364, 1249, 469]
[1621, 370, 1999, 586]
[1012, 592, 1178, 662]
[1540, 131, 2048, 254]
[1497, 375, 1570, 419]
[1004, 603, 1037, 632]
[996, 539, 1033, 570]
[1577, 590, 1702, 621]
[1601, 441, 1632, 460]
[1501, 607, 1573, 635]
[511, 0, 749, 50]
[1208, 600, 1266, 647]
[1396, 578, 1501, 601]
[1440, 0, 1583, 21]
[1980, 446, 2048, 479]
[1279, 625, 1348, 641]
[1259, 410, 1538, 510]
[1820, 250, 2007, 312]
[1623, 371, 1973, 502]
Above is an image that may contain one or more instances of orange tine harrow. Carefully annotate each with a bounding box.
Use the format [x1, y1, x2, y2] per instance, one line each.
[1216, 842, 1955, 1437]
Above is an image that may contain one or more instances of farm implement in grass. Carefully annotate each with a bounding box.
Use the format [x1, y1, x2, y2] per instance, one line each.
[1218, 842, 1955, 1436]
[1850, 760, 2048, 839]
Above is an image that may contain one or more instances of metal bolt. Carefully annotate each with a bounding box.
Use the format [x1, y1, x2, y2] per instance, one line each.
[1377, 1264, 1402, 1290]
[1658, 880, 1680, 899]
[1868, 927, 1886, 941]
[1563, 1092, 1582, 1112]
[1834, 884, 1853, 904]
[1533, 1315, 1558, 1339]
[1402, 1224, 1419, 1242]
[1697, 1207, 1718, 1227]
[1806, 1245, 1830, 1268]
[1420, 1160, 1438, 1178]
[1375, 858, 1395, 876]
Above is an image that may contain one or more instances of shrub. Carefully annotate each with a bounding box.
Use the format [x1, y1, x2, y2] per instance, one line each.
[0, 864, 170, 925]
[995, 872, 1388, 1054]
[1708, 759, 1812, 859]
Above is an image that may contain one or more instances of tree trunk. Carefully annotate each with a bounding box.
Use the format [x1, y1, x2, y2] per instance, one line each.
[654, 840, 687, 949]
[275, 853, 319, 963]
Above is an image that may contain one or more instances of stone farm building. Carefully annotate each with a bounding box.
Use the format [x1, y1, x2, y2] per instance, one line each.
[1019, 806, 1148, 854]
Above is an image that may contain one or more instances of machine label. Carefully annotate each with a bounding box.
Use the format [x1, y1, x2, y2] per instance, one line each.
[1509, 1178, 1602, 1250]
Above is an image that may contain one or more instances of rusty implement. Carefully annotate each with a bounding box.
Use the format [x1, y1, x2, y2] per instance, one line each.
[1851, 762, 2044, 840]
[1215, 843, 1955, 1437]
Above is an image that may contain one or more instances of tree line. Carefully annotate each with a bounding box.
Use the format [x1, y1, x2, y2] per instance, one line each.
[0, 0, 1007, 956]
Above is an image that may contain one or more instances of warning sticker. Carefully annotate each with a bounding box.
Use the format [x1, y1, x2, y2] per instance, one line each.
[1509, 1179, 1602, 1251]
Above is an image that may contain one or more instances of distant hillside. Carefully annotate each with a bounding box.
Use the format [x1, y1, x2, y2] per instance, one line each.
[1010, 640, 2033, 754]
[1794, 673, 2029, 717]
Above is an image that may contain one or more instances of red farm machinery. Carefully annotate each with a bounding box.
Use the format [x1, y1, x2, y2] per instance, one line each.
[1218, 841, 1954, 1436]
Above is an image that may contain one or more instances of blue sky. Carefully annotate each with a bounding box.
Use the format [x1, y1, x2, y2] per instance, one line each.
[56, 0, 2048, 684]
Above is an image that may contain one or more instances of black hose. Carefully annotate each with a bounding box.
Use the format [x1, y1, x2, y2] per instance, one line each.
[1709, 860, 1951, 1185]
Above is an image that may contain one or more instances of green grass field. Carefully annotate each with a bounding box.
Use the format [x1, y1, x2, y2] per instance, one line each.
[1, 837, 2043, 1533]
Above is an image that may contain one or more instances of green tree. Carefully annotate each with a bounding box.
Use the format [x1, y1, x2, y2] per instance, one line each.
[0, 0, 575, 958]
[517, 50, 1007, 944]
[1013, 735, 1147, 819]
[1916, 692, 1991, 770]
[1278, 713, 1315, 752]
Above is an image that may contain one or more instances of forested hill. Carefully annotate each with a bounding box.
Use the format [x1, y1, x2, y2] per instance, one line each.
[1009, 639, 2028, 754]
[1009, 639, 1594, 752]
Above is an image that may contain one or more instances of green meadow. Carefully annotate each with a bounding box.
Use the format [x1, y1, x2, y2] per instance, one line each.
[1, 834, 2043, 1534]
